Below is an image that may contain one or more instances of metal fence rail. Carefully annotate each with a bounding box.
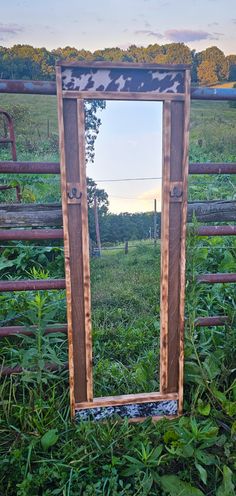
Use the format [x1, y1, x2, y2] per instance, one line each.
[0, 78, 236, 378]
[0, 79, 236, 101]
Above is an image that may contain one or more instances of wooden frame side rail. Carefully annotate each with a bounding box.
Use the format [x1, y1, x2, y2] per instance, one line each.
[56, 62, 191, 421]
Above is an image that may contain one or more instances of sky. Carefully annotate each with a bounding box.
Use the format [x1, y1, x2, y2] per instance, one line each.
[87, 101, 163, 213]
[0, 0, 235, 55]
[1, 0, 235, 213]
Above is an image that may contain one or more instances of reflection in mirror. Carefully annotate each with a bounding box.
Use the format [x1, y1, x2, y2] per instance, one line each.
[87, 100, 163, 398]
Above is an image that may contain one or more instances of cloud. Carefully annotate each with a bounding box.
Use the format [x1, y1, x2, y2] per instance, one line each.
[134, 29, 164, 38]
[208, 22, 219, 27]
[232, 19, 236, 24]
[164, 29, 218, 42]
[134, 27, 220, 43]
[0, 23, 24, 40]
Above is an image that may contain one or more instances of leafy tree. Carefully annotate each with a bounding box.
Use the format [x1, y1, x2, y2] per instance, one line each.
[84, 100, 106, 163]
[198, 46, 229, 82]
[229, 83, 236, 108]
[87, 177, 109, 213]
[87, 178, 109, 242]
[96, 211, 161, 244]
[226, 55, 236, 81]
[93, 47, 126, 62]
[156, 43, 192, 65]
[197, 60, 218, 85]
[52, 46, 92, 62]
[0, 42, 235, 84]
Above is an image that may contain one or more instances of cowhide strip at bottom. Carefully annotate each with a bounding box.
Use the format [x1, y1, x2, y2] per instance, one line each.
[76, 400, 177, 421]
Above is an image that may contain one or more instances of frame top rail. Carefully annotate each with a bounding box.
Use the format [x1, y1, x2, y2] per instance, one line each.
[0, 77, 236, 100]
[57, 61, 188, 97]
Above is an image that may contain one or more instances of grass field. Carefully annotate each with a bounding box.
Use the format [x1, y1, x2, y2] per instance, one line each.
[0, 93, 236, 494]
[0, 94, 236, 205]
[0, 94, 236, 164]
[91, 242, 161, 396]
[0, 237, 235, 494]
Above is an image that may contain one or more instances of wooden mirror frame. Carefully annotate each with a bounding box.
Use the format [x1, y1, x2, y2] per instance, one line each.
[56, 62, 191, 421]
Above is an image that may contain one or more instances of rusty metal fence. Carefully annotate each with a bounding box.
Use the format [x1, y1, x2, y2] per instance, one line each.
[0, 78, 236, 376]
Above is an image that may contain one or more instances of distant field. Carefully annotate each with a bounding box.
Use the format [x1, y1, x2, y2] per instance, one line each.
[0, 93, 235, 205]
[0, 93, 235, 160]
[211, 81, 236, 88]
[0, 93, 58, 135]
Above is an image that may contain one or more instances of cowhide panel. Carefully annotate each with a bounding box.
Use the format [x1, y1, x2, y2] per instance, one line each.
[76, 400, 177, 421]
[61, 67, 184, 94]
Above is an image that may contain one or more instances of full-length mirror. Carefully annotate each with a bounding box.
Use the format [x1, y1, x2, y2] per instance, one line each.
[87, 100, 163, 398]
[56, 62, 190, 420]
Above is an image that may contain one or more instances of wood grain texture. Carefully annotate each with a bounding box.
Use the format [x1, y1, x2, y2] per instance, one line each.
[128, 415, 178, 423]
[166, 102, 185, 396]
[167, 102, 184, 397]
[0, 203, 62, 227]
[160, 100, 171, 394]
[57, 61, 190, 70]
[56, 65, 75, 416]
[0, 201, 235, 228]
[75, 392, 178, 409]
[63, 98, 88, 406]
[187, 201, 236, 222]
[77, 99, 93, 402]
[178, 69, 191, 414]
[62, 91, 185, 101]
[56, 63, 191, 420]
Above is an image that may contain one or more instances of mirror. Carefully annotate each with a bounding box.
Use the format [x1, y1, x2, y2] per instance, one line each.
[87, 100, 163, 397]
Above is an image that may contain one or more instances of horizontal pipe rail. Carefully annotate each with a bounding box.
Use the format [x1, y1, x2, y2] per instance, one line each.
[195, 316, 228, 327]
[197, 225, 236, 236]
[0, 279, 66, 292]
[0, 185, 15, 190]
[0, 161, 236, 176]
[0, 324, 67, 338]
[0, 138, 13, 144]
[1, 362, 68, 376]
[191, 86, 236, 101]
[0, 161, 60, 174]
[0, 228, 63, 240]
[197, 273, 236, 284]
[0, 79, 236, 101]
[0, 79, 56, 95]
[189, 163, 236, 174]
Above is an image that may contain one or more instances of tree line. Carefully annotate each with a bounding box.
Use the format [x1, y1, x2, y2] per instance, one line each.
[0, 43, 236, 85]
[90, 210, 161, 245]
[86, 178, 160, 244]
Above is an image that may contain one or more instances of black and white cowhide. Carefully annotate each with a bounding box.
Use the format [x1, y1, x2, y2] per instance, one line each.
[76, 400, 177, 421]
[61, 67, 184, 94]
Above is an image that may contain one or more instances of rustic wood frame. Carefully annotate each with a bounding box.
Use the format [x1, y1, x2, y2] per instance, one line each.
[56, 62, 191, 420]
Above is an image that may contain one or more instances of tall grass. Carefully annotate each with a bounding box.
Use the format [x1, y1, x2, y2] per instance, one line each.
[0, 240, 235, 495]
